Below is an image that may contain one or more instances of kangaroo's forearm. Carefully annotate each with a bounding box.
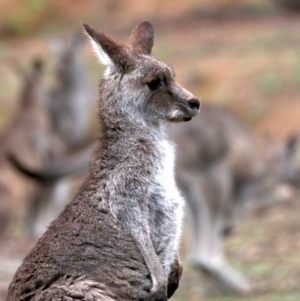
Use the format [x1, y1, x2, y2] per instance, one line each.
[109, 191, 167, 291]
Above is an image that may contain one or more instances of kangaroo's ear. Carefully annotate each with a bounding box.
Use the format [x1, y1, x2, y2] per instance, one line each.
[128, 21, 154, 55]
[83, 24, 129, 74]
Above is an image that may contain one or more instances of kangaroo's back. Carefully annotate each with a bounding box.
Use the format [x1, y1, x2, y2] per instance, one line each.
[7, 183, 151, 301]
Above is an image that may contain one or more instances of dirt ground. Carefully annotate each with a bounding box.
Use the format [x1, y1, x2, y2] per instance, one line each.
[0, 1, 300, 300]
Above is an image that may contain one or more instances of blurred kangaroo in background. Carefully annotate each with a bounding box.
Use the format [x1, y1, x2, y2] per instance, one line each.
[0, 59, 64, 238]
[20, 33, 95, 237]
[169, 104, 300, 294]
[0, 51, 94, 238]
[49, 32, 94, 149]
[6, 21, 200, 301]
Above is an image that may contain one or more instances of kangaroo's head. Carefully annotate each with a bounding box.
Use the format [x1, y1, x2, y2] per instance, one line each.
[84, 21, 200, 126]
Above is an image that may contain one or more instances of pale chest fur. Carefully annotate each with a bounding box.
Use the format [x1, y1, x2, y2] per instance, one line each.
[160, 138, 184, 234]
[154, 139, 182, 205]
[148, 137, 184, 271]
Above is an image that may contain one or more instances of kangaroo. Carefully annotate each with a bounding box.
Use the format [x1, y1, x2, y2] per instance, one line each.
[0, 57, 91, 238]
[5, 21, 200, 301]
[0, 59, 64, 238]
[169, 104, 300, 294]
[24, 33, 95, 237]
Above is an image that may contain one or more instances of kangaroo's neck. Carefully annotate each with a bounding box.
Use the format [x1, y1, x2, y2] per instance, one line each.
[99, 115, 165, 141]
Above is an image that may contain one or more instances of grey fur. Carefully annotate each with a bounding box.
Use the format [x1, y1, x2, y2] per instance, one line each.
[6, 21, 199, 301]
[49, 32, 93, 150]
[0, 60, 65, 238]
[0, 39, 95, 238]
[26, 34, 95, 237]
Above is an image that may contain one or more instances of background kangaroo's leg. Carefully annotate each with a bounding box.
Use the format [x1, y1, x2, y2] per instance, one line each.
[179, 173, 212, 266]
[180, 168, 251, 294]
[208, 206, 252, 294]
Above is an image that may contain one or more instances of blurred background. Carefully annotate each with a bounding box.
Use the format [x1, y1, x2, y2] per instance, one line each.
[1, 0, 300, 300]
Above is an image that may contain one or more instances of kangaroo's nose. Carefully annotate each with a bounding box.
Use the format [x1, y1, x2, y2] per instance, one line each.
[188, 98, 200, 111]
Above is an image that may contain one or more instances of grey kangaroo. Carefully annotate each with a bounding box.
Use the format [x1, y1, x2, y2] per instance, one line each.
[0, 56, 93, 238]
[23, 33, 95, 237]
[2, 57, 91, 238]
[0, 59, 63, 238]
[169, 104, 300, 294]
[6, 21, 200, 301]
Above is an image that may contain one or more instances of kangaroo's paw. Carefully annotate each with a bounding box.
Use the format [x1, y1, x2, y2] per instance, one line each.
[167, 260, 183, 298]
[147, 278, 168, 301]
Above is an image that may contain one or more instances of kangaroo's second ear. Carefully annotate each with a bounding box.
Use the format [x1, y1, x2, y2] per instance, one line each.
[83, 24, 127, 72]
[128, 21, 154, 55]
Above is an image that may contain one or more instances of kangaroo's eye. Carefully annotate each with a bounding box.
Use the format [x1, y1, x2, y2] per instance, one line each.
[147, 78, 162, 91]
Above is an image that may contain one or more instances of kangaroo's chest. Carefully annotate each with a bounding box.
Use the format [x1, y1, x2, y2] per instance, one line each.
[148, 139, 184, 249]
[150, 139, 180, 202]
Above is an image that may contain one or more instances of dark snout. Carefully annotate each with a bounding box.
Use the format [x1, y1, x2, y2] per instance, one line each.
[188, 97, 200, 114]
[169, 83, 200, 122]
[183, 97, 200, 122]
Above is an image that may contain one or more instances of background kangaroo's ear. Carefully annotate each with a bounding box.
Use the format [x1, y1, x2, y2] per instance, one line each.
[128, 21, 154, 55]
[83, 24, 129, 74]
